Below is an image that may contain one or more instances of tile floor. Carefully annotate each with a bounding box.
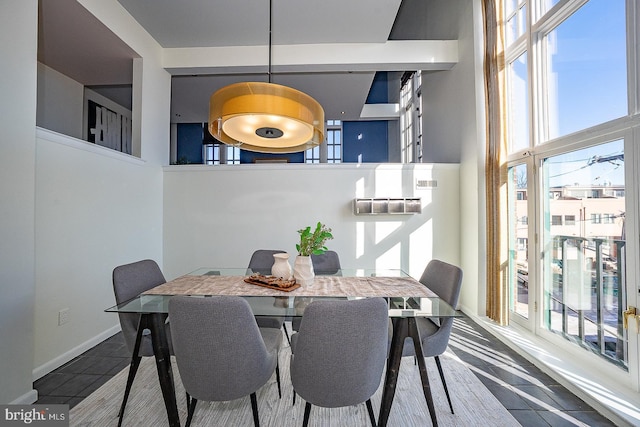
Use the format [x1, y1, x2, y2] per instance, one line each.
[34, 316, 615, 426]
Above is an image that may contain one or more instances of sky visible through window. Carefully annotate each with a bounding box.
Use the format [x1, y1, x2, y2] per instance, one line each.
[547, 0, 626, 139]
[545, 139, 624, 187]
[545, 0, 626, 188]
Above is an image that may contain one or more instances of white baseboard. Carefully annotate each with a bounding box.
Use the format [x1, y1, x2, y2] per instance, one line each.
[32, 325, 122, 381]
[10, 389, 38, 405]
[462, 311, 640, 427]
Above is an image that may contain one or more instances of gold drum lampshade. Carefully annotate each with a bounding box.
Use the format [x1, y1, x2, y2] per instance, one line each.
[209, 82, 325, 153]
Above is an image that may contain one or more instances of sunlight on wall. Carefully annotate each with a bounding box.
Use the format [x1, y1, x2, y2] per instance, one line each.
[375, 221, 402, 244]
[355, 177, 365, 197]
[374, 167, 402, 195]
[355, 177, 365, 258]
[409, 218, 434, 277]
[376, 242, 401, 270]
[356, 221, 364, 258]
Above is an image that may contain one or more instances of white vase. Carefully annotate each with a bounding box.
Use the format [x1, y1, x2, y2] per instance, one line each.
[293, 255, 315, 286]
[271, 253, 293, 279]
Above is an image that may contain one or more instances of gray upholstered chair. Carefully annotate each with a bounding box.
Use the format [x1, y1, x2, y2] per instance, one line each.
[169, 295, 282, 427]
[291, 250, 342, 332]
[112, 259, 173, 427]
[247, 249, 291, 344]
[310, 250, 341, 275]
[398, 259, 463, 414]
[290, 297, 388, 427]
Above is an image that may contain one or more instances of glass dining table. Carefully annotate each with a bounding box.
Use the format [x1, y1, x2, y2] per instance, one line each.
[105, 267, 460, 427]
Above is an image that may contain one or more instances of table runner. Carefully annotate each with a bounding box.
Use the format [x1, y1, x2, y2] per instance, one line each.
[143, 274, 437, 298]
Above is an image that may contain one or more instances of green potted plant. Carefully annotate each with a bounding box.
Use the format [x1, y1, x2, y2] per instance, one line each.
[294, 222, 333, 285]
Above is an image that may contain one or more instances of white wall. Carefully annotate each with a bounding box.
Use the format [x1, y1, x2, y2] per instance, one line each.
[162, 164, 460, 282]
[0, 0, 38, 405]
[36, 63, 84, 139]
[29, 0, 170, 378]
[33, 129, 163, 375]
[420, 0, 486, 315]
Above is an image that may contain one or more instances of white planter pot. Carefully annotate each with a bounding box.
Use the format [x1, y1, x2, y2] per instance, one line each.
[271, 253, 293, 279]
[293, 255, 315, 286]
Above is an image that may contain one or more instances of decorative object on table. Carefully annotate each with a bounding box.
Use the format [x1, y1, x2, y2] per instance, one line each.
[244, 273, 300, 292]
[294, 222, 333, 286]
[271, 252, 293, 279]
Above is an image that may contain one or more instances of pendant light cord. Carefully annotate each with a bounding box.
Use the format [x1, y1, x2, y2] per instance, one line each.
[268, 0, 272, 84]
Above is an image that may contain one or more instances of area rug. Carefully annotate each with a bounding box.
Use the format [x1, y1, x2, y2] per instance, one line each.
[69, 345, 520, 426]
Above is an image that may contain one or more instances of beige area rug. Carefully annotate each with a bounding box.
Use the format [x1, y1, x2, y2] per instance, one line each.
[70, 344, 521, 427]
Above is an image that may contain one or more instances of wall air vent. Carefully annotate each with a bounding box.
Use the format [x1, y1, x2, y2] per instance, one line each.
[416, 180, 437, 189]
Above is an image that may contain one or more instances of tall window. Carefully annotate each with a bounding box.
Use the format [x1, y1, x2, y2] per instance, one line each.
[400, 71, 422, 163]
[503, 0, 633, 371]
[326, 120, 342, 163]
[305, 145, 320, 163]
[306, 119, 342, 163]
[204, 143, 220, 165]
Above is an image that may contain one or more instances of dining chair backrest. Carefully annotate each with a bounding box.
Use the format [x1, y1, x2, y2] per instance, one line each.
[419, 259, 463, 310]
[416, 259, 463, 358]
[310, 250, 341, 274]
[247, 249, 286, 275]
[169, 295, 279, 402]
[290, 297, 388, 408]
[112, 259, 167, 355]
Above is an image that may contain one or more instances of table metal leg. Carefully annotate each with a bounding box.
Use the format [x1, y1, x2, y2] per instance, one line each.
[408, 317, 438, 427]
[378, 317, 439, 427]
[147, 313, 180, 427]
[378, 317, 406, 427]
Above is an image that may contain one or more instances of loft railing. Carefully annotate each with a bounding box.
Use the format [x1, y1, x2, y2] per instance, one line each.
[544, 235, 627, 368]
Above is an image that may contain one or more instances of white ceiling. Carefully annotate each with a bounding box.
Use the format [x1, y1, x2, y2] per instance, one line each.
[38, 0, 450, 124]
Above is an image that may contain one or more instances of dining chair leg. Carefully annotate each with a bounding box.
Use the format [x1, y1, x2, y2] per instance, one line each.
[283, 324, 291, 345]
[185, 396, 197, 427]
[365, 399, 377, 427]
[292, 390, 296, 405]
[275, 361, 282, 398]
[250, 392, 260, 427]
[302, 402, 312, 427]
[434, 355, 454, 414]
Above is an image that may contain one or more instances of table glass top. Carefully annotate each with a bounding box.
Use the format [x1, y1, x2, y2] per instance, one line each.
[105, 268, 460, 318]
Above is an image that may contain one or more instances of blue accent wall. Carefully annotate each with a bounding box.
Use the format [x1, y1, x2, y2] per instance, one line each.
[366, 72, 389, 104]
[176, 123, 203, 164]
[342, 121, 389, 163]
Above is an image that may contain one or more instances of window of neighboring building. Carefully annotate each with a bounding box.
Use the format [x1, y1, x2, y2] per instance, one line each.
[551, 215, 562, 226]
[305, 119, 341, 163]
[565, 215, 576, 225]
[400, 71, 422, 163]
[591, 213, 602, 224]
[204, 143, 220, 165]
[326, 120, 342, 163]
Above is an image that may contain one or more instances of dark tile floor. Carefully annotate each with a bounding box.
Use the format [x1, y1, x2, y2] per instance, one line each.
[34, 316, 615, 426]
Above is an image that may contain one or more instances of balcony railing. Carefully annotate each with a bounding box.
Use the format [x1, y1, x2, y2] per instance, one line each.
[544, 235, 627, 369]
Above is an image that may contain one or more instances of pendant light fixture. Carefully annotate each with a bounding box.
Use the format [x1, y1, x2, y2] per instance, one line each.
[208, 0, 324, 153]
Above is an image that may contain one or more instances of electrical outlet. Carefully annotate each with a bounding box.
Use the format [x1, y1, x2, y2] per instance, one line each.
[58, 308, 70, 326]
